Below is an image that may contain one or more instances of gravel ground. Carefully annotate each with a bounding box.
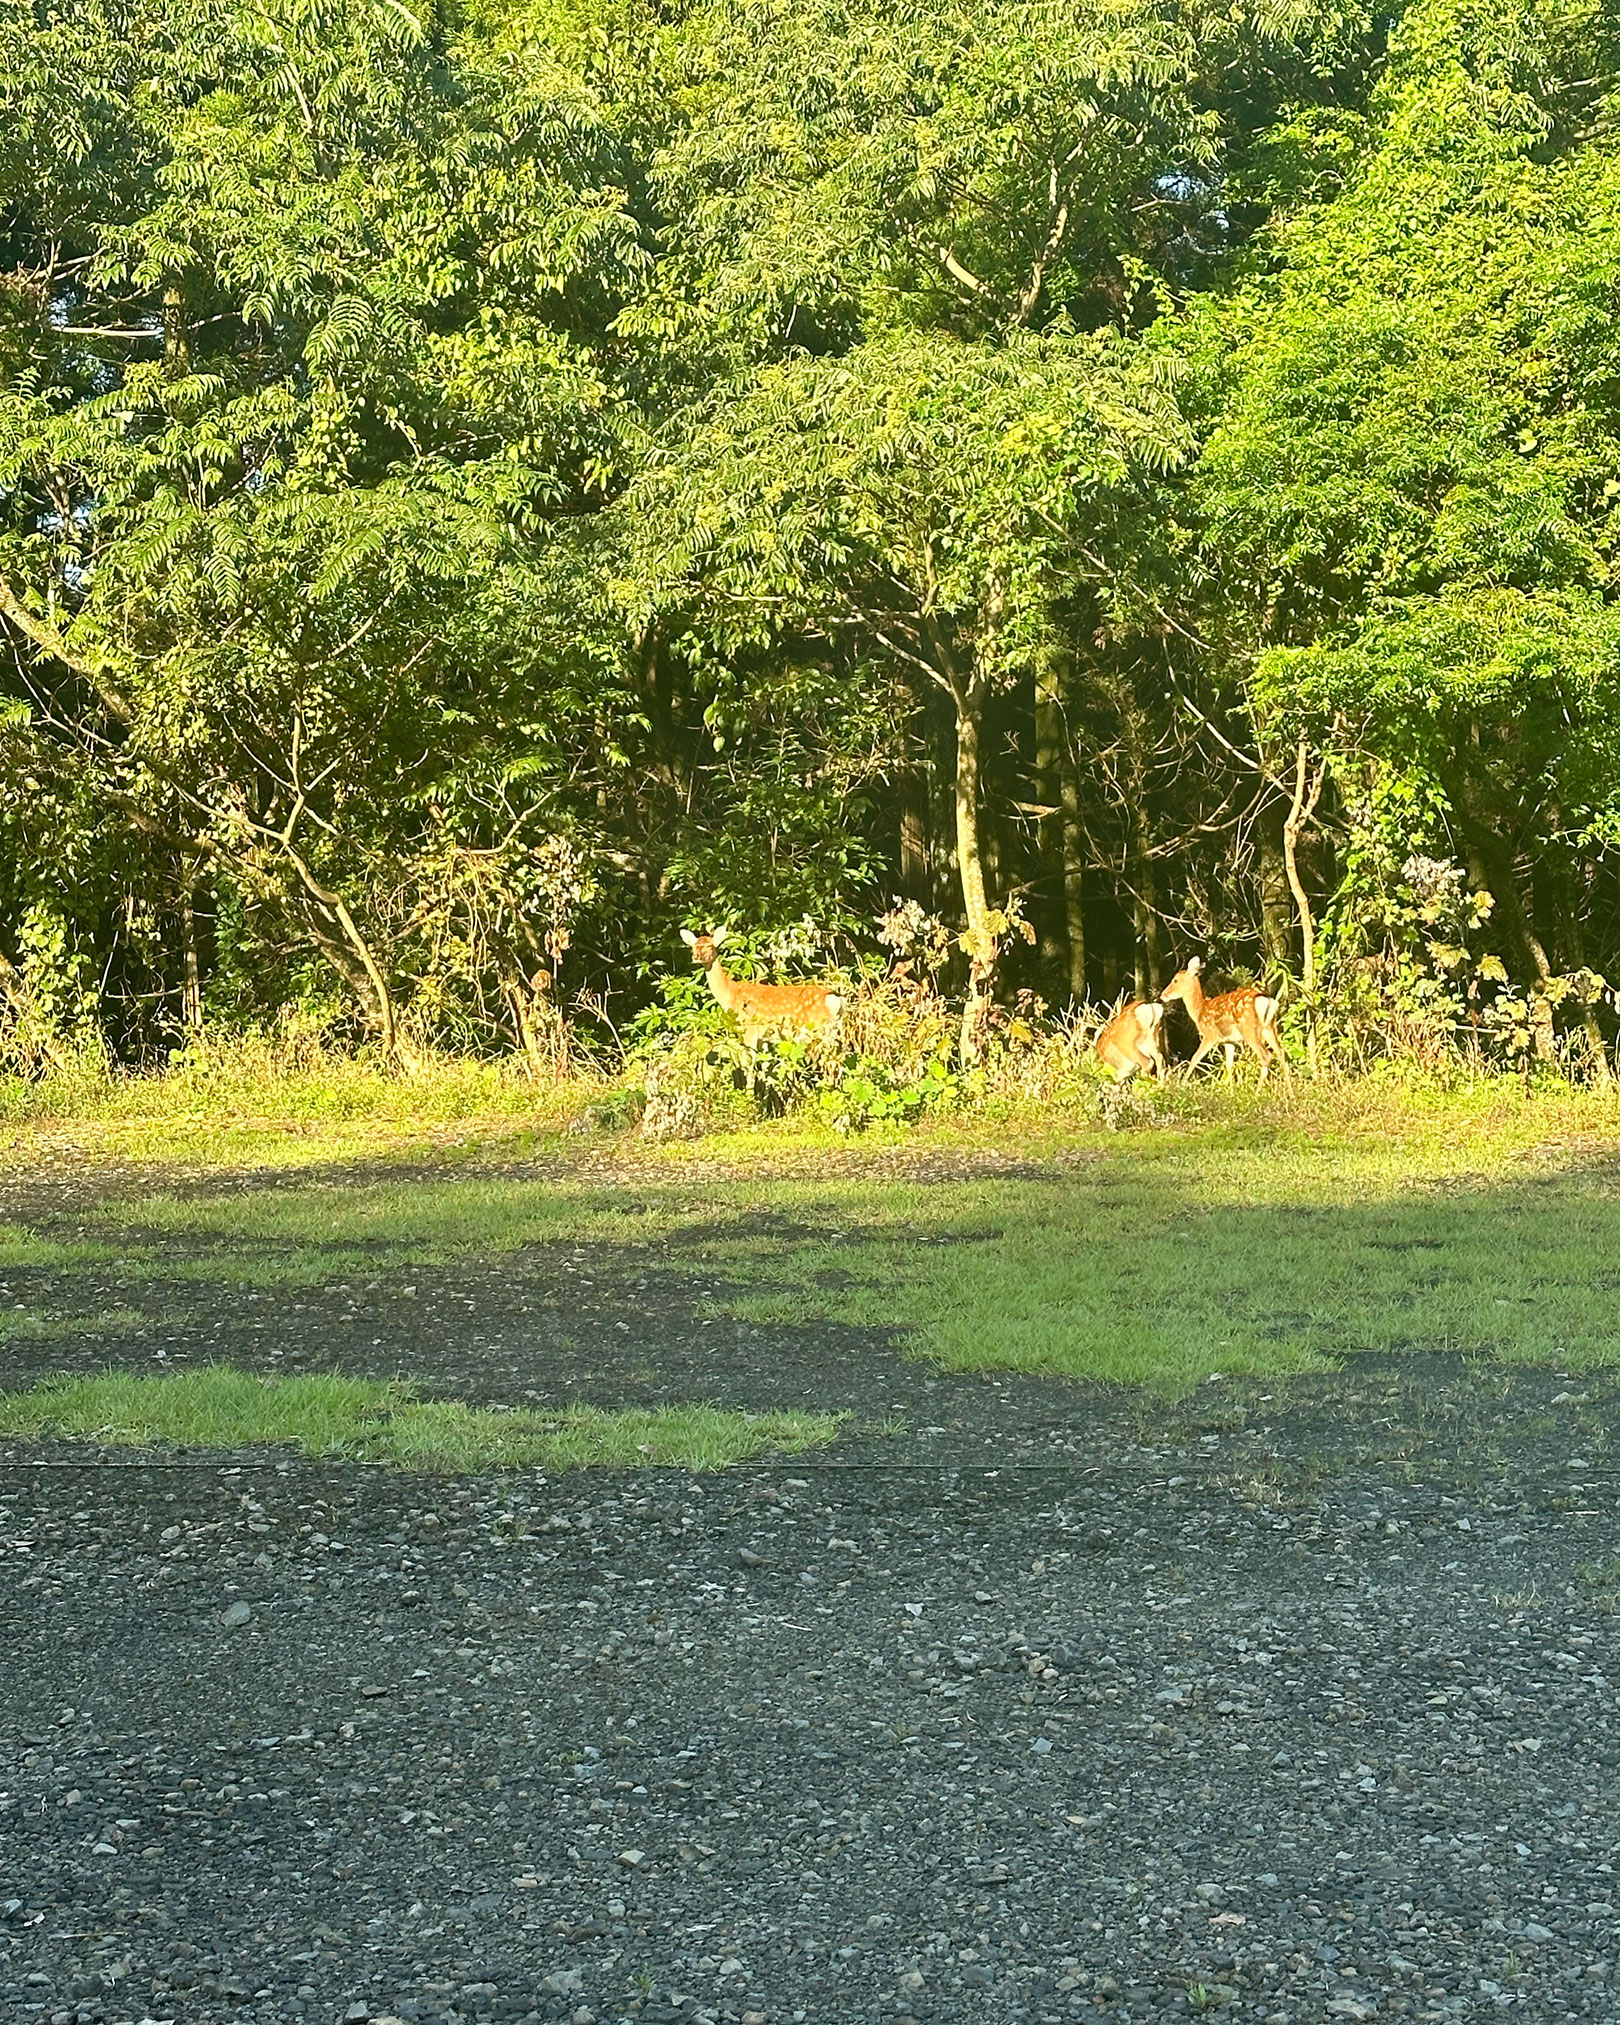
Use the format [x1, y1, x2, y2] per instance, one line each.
[3, 1166, 1620, 2025]
[5, 1384, 1620, 2025]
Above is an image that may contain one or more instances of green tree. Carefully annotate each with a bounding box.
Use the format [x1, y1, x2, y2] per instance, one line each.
[1194, 0, 1620, 1052]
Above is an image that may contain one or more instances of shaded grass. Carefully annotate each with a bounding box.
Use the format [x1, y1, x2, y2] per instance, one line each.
[6, 1081, 1620, 1395]
[1577, 1555, 1620, 1607]
[0, 1367, 838, 1471]
[0, 1053, 591, 1172]
[0, 1307, 143, 1344]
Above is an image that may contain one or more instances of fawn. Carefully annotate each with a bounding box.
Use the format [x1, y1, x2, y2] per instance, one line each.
[1093, 999, 1167, 1084]
[680, 927, 844, 1047]
[1160, 956, 1288, 1082]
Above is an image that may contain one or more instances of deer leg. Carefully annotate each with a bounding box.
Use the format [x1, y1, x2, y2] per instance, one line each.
[1183, 1037, 1218, 1081]
[1224, 1042, 1238, 1082]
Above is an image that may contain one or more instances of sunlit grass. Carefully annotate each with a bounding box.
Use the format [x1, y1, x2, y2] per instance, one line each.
[4, 1050, 1616, 1177]
[0, 1367, 839, 1471]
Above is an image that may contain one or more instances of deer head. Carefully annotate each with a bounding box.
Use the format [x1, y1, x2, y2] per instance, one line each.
[680, 926, 729, 967]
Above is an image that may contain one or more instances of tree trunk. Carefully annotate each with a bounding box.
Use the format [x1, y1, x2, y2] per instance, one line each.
[1058, 742, 1087, 1004]
[1035, 659, 1086, 1004]
[1281, 733, 1329, 1077]
[1118, 689, 1159, 998]
[282, 848, 401, 1063]
[898, 768, 930, 901]
[953, 680, 994, 1065]
[1034, 666, 1066, 985]
[1131, 846, 1161, 1000]
[1256, 817, 1294, 976]
[1544, 817, 1611, 1084]
[180, 894, 204, 1035]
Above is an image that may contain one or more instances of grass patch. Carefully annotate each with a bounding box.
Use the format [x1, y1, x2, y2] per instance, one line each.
[0, 1307, 143, 1344]
[1576, 1555, 1620, 1608]
[0, 1367, 839, 1471]
[0, 1225, 128, 1271]
[6, 1079, 1620, 1395]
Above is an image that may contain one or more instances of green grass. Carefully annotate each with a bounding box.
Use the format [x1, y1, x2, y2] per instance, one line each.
[5, 1077, 1620, 1394]
[0, 1367, 839, 1471]
[1577, 1555, 1620, 1607]
[0, 1306, 143, 1344]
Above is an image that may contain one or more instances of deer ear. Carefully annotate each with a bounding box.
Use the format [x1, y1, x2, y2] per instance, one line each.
[711, 926, 729, 947]
[1187, 955, 1202, 973]
[679, 928, 698, 948]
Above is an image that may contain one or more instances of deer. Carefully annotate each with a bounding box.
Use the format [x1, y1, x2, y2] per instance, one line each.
[1093, 998, 1167, 1084]
[1160, 955, 1289, 1083]
[680, 927, 845, 1053]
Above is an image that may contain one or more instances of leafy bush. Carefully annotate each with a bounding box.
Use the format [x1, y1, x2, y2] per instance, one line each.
[816, 1052, 960, 1133]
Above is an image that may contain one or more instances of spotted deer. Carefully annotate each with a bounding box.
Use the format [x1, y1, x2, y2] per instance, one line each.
[680, 927, 844, 1047]
[1093, 998, 1167, 1084]
[1160, 955, 1288, 1083]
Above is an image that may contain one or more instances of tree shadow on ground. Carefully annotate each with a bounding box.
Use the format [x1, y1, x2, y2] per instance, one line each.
[1, 1150, 1618, 1487]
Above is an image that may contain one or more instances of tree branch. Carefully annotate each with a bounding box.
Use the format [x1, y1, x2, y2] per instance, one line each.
[935, 245, 1002, 306]
[0, 576, 133, 722]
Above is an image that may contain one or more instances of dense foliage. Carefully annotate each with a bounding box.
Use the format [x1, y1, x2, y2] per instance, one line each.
[3, 0, 1618, 1074]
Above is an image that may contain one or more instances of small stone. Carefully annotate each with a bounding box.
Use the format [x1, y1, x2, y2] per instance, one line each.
[221, 1601, 252, 1628]
[344, 2006, 371, 2023]
[542, 1969, 583, 1995]
[739, 1549, 763, 1568]
[1031, 1737, 1053, 1755]
[618, 1848, 646, 1867]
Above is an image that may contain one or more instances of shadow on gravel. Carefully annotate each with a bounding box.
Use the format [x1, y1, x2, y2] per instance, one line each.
[0, 1147, 1619, 1488]
[0, 1158, 1611, 1490]
[4, 1150, 1620, 2021]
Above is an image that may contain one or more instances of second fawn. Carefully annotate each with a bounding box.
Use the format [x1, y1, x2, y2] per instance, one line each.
[681, 927, 844, 1047]
[1160, 955, 1288, 1083]
[1094, 998, 1167, 1084]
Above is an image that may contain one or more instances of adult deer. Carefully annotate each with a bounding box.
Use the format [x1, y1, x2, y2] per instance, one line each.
[1093, 998, 1167, 1084]
[680, 927, 844, 1047]
[1160, 955, 1288, 1083]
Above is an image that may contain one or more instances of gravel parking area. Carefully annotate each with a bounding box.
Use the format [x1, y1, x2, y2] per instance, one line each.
[4, 1349, 1619, 2025]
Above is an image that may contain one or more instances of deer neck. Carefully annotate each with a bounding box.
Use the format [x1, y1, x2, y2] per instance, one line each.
[1174, 973, 1209, 1026]
[704, 959, 747, 1015]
